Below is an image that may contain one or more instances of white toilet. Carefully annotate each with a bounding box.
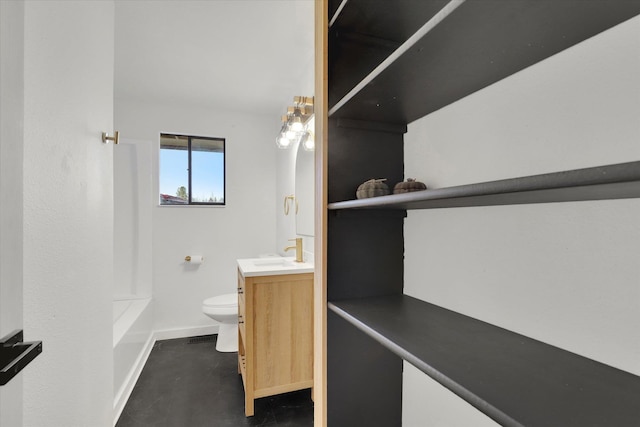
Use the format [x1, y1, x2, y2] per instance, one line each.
[202, 293, 238, 352]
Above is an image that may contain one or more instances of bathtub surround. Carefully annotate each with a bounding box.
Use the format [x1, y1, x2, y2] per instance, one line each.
[114, 139, 153, 299]
[112, 137, 156, 421]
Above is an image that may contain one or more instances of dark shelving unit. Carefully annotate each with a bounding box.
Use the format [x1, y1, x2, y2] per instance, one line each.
[322, 1, 640, 426]
[328, 161, 640, 211]
[329, 295, 640, 427]
[329, 0, 640, 123]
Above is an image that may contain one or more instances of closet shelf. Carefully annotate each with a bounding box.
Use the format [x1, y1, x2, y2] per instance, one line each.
[328, 0, 640, 123]
[328, 0, 451, 108]
[329, 295, 640, 427]
[328, 161, 640, 211]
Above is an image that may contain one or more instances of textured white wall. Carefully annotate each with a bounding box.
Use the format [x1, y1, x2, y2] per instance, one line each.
[22, 1, 115, 426]
[0, 1, 25, 425]
[403, 16, 640, 424]
[115, 100, 278, 331]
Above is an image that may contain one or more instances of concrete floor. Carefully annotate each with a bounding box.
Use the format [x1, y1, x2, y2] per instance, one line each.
[116, 335, 314, 427]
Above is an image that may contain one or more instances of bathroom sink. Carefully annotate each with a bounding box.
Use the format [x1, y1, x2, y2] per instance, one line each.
[237, 257, 314, 277]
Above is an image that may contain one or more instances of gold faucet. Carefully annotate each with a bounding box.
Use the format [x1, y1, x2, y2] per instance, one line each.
[284, 238, 304, 262]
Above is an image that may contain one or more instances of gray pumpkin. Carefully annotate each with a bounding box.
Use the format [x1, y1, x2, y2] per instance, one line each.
[393, 178, 427, 194]
[356, 179, 390, 199]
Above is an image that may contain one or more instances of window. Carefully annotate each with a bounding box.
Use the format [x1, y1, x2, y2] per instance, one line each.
[159, 133, 225, 205]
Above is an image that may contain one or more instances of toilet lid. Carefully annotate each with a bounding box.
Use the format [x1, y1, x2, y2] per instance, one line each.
[203, 293, 237, 308]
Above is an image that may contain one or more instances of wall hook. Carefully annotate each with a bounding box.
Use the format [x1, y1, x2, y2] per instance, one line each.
[102, 131, 120, 144]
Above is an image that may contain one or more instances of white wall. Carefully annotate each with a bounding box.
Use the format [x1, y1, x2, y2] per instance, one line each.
[22, 1, 115, 426]
[0, 1, 24, 425]
[403, 16, 640, 425]
[115, 100, 278, 332]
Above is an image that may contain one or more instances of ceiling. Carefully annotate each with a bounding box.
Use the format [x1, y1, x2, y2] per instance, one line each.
[114, 0, 315, 117]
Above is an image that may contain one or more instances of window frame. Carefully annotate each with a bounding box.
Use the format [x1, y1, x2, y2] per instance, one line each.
[159, 133, 226, 206]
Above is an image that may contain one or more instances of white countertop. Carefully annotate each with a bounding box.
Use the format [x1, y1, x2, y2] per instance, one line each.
[237, 257, 314, 277]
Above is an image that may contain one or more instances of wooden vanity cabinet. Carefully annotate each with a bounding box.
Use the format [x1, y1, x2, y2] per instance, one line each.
[237, 269, 314, 417]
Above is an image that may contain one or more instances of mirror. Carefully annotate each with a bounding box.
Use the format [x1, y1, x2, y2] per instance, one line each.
[295, 138, 314, 237]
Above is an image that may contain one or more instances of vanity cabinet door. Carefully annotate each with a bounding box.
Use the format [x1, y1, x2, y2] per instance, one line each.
[253, 274, 314, 393]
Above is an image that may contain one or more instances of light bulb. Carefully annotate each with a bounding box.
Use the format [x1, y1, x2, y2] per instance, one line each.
[276, 133, 291, 149]
[290, 117, 304, 132]
[303, 136, 314, 151]
[286, 130, 297, 140]
[300, 131, 314, 151]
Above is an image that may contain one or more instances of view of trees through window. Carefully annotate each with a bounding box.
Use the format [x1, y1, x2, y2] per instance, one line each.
[159, 133, 225, 205]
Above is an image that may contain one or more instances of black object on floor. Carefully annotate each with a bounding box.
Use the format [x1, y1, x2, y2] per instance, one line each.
[116, 335, 314, 427]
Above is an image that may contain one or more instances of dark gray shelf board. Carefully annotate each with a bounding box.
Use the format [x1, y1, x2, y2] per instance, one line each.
[328, 0, 343, 23]
[328, 0, 451, 107]
[329, 0, 640, 123]
[329, 295, 640, 427]
[328, 161, 640, 210]
[329, 0, 452, 43]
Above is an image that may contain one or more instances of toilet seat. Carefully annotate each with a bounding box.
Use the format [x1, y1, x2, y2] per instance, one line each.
[203, 293, 237, 308]
[202, 293, 237, 316]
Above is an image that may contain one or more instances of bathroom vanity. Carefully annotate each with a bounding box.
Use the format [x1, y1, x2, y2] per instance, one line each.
[236, 257, 314, 417]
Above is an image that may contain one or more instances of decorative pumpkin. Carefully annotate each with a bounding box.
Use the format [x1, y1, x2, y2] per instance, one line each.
[356, 179, 390, 199]
[393, 178, 427, 194]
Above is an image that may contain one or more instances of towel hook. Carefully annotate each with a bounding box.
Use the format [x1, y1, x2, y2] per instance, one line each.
[284, 195, 298, 215]
[102, 131, 120, 144]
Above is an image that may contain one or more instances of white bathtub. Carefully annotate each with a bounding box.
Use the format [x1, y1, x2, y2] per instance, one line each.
[112, 139, 154, 424]
[113, 297, 153, 425]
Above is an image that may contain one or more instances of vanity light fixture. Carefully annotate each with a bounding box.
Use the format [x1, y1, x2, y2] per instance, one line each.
[276, 96, 314, 149]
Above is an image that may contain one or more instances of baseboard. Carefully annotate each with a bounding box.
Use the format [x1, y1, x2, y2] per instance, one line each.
[112, 324, 219, 426]
[153, 324, 219, 342]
